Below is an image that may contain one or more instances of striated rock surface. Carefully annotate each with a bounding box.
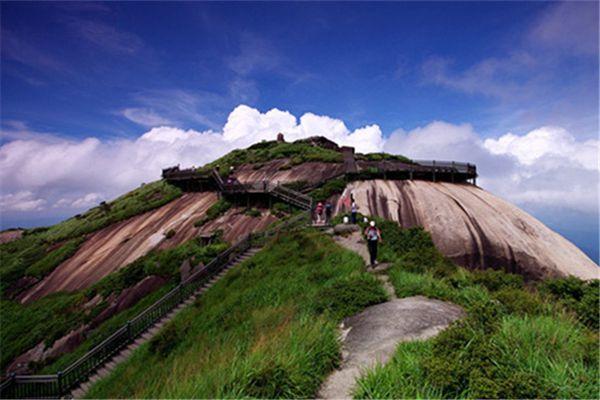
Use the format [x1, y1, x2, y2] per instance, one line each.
[20, 192, 217, 303]
[92, 275, 167, 327]
[197, 207, 278, 243]
[336, 180, 598, 280]
[233, 159, 345, 186]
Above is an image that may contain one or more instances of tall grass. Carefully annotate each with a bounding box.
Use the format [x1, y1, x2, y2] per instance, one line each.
[354, 222, 599, 399]
[86, 230, 386, 398]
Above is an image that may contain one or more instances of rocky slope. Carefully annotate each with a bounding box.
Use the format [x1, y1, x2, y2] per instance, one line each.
[336, 179, 598, 280]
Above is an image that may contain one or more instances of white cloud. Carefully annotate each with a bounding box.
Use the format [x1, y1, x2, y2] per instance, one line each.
[385, 122, 599, 214]
[0, 191, 47, 212]
[0, 105, 384, 216]
[1, 106, 597, 220]
[121, 108, 172, 127]
[71, 193, 104, 208]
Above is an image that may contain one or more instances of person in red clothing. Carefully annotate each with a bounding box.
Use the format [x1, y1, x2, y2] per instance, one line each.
[364, 220, 382, 267]
[315, 202, 324, 223]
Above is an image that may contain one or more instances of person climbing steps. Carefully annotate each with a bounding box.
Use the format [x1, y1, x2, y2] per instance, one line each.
[364, 220, 382, 268]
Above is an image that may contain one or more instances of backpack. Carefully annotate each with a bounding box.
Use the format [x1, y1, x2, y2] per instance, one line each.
[367, 227, 379, 241]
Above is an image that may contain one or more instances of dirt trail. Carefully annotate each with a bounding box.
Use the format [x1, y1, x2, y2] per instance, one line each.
[20, 193, 218, 303]
[321, 228, 464, 399]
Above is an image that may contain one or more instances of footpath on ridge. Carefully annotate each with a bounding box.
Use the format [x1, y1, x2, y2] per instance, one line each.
[318, 229, 465, 399]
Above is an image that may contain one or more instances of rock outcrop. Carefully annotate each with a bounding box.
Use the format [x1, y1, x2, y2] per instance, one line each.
[336, 180, 598, 280]
[20, 193, 217, 303]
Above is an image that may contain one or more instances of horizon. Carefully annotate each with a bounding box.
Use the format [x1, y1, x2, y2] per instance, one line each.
[1, 1, 598, 262]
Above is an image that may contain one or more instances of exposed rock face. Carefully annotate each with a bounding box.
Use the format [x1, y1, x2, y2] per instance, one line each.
[318, 297, 465, 399]
[336, 180, 598, 280]
[6, 325, 88, 374]
[5, 276, 39, 299]
[20, 193, 217, 303]
[0, 229, 23, 244]
[197, 207, 278, 243]
[233, 160, 345, 187]
[92, 275, 167, 327]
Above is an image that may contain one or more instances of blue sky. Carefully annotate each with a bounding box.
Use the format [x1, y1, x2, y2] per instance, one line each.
[1, 1, 598, 261]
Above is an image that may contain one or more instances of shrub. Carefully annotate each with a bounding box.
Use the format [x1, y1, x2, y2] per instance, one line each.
[205, 199, 232, 221]
[148, 321, 188, 358]
[493, 287, 545, 315]
[243, 361, 296, 398]
[539, 277, 600, 329]
[245, 208, 262, 218]
[310, 178, 347, 201]
[314, 273, 387, 320]
[471, 269, 523, 292]
[164, 229, 176, 239]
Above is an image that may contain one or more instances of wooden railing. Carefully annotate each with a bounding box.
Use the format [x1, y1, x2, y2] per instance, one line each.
[0, 211, 311, 399]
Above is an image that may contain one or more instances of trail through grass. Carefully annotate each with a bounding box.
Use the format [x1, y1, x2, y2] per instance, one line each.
[86, 230, 386, 398]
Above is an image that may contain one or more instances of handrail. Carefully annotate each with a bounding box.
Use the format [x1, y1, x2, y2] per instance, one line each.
[0, 210, 311, 399]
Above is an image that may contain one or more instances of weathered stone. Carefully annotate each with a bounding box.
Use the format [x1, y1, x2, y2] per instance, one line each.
[7, 276, 39, 299]
[92, 275, 167, 327]
[6, 341, 45, 374]
[336, 180, 599, 280]
[333, 224, 359, 235]
[42, 325, 88, 361]
[179, 258, 192, 282]
[318, 297, 465, 399]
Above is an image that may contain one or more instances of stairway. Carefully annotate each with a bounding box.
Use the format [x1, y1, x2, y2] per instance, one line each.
[270, 185, 313, 210]
[68, 247, 260, 399]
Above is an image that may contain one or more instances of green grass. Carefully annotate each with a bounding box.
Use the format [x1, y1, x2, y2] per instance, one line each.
[0, 292, 85, 370]
[1, 238, 228, 373]
[40, 284, 174, 374]
[199, 140, 343, 176]
[0, 180, 181, 298]
[355, 152, 413, 164]
[353, 221, 599, 399]
[194, 199, 232, 227]
[86, 230, 386, 398]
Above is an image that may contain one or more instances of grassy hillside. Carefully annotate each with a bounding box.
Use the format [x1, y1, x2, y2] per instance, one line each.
[85, 230, 386, 398]
[0, 180, 181, 298]
[352, 219, 599, 399]
[1, 237, 226, 372]
[199, 140, 343, 176]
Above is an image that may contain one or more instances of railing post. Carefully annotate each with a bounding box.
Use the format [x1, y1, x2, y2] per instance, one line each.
[126, 321, 132, 341]
[57, 371, 63, 397]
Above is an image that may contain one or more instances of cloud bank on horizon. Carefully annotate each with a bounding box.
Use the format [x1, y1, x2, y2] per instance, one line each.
[1, 104, 598, 222]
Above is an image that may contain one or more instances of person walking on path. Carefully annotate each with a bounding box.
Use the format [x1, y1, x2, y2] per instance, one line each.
[325, 201, 333, 224]
[351, 201, 358, 224]
[364, 221, 382, 267]
[315, 202, 324, 224]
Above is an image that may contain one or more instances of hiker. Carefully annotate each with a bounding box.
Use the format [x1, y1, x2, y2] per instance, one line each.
[364, 221, 382, 267]
[315, 202, 324, 223]
[351, 201, 358, 224]
[325, 201, 333, 223]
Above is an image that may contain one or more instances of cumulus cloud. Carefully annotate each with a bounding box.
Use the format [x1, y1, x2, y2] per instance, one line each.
[385, 123, 599, 214]
[0, 105, 384, 216]
[0, 191, 47, 212]
[0, 105, 597, 222]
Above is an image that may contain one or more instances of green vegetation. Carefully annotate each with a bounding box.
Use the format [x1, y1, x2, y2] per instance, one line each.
[194, 199, 232, 227]
[245, 208, 262, 218]
[2, 238, 228, 373]
[0, 180, 181, 298]
[86, 230, 386, 398]
[310, 177, 347, 201]
[37, 180, 182, 243]
[199, 140, 343, 176]
[355, 152, 413, 164]
[353, 222, 599, 399]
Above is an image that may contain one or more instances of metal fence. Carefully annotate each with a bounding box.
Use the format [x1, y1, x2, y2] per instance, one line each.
[0, 211, 310, 399]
